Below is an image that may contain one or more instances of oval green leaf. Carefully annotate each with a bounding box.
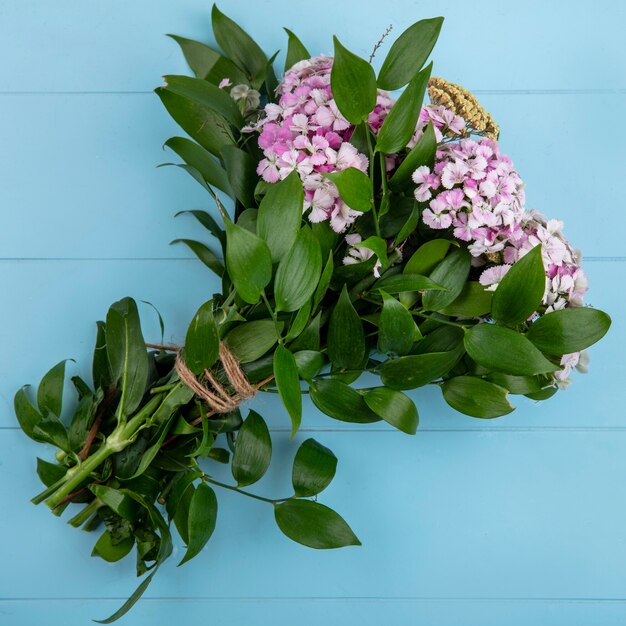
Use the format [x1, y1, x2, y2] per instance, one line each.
[273, 346, 302, 438]
[184, 300, 219, 375]
[323, 167, 372, 213]
[378, 291, 418, 355]
[178, 482, 218, 566]
[292, 438, 337, 498]
[363, 387, 419, 434]
[231, 410, 272, 487]
[442, 376, 514, 418]
[224, 320, 282, 363]
[423, 248, 471, 312]
[327, 284, 365, 370]
[310, 379, 381, 423]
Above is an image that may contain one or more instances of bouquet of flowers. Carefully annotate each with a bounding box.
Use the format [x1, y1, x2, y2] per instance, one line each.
[15, 5, 610, 622]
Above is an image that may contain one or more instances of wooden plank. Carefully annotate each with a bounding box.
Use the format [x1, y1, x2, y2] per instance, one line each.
[0, 93, 623, 259]
[2, 598, 626, 626]
[0, 259, 620, 429]
[0, 1, 623, 92]
[2, 428, 626, 600]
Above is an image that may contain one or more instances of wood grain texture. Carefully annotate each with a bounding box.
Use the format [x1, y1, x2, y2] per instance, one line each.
[0, 0, 624, 624]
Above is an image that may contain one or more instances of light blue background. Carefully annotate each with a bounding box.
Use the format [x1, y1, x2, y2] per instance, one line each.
[1, 1, 625, 624]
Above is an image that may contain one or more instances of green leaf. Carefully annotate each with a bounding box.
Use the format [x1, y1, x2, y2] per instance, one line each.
[93, 321, 112, 391]
[95, 569, 158, 624]
[355, 236, 389, 268]
[311, 222, 339, 261]
[185, 300, 220, 375]
[378, 17, 444, 90]
[389, 122, 437, 191]
[92, 531, 134, 563]
[36, 457, 67, 487]
[464, 324, 557, 376]
[404, 239, 452, 275]
[274, 500, 360, 549]
[323, 168, 372, 213]
[37, 360, 68, 418]
[289, 312, 321, 352]
[174, 209, 226, 250]
[170, 239, 224, 277]
[292, 438, 337, 498]
[374, 273, 445, 294]
[178, 482, 218, 566]
[487, 373, 543, 395]
[166, 471, 201, 521]
[257, 171, 304, 262]
[312, 252, 334, 312]
[363, 387, 419, 434]
[162, 75, 243, 127]
[14, 386, 42, 440]
[526, 308, 611, 355]
[165, 138, 233, 197]
[265, 51, 279, 99]
[32, 415, 69, 450]
[492, 245, 546, 324]
[224, 320, 282, 362]
[167, 35, 247, 84]
[378, 291, 418, 355]
[90, 485, 139, 522]
[379, 348, 464, 390]
[69, 393, 97, 451]
[284, 28, 310, 71]
[155, 87, 235, 156]
[293, 350, 326, 380]
[232, 410, 272, 487]
[224, 219, 272, 304]
[310, 379, 381, 423]
[423, 249, 471, 312]
[273, 346, 302, 438]
[330, 37, 377, 124]
[285, 299, 312, 342]
[327, 284, 365, 370]
[274, 227, 322, 312]
[211, 5, 267, 83]
[440, 282, 493, 318]
[394, 203, 421, 245]
[151, 383, 194, 427]
[105, 298, 149, 418]
[442, 376, 514, 418]
[236, 207, 258, 233]
[221, 145, 257, 208]
[376, 63, 432, 154]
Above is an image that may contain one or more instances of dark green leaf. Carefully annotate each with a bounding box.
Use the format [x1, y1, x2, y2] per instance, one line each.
[312, 252, 334, 313]
[323, 168, 372, 212]
[166, 471, 201, 521]
[211, 5, 267, 83]
[289, 312, 321, 352]
[175, 209, 225, 249]
[91, 485, 139, 522]
[285, 299, 312, 342]
[37, 360, 68, 418]
[292, 438, 337, 497]
[394, 203, 421, 244]
[355, 236, 389, 268]
[275, 500, 360, 549]
[14, 386, 42, 440]
[375, 273, 445, 294]
[257, 171, 304, 263]
[265, 51, 279, 100]
[284, 28, 310, 71]
[312, 221, 339, 261]
[310, 379, 381, 423]
[232, 410, 272, 487]
[378, 291, 418, 355]
[327, 284, 365, 370]
[487, 373, 543, 395]
[376, 63, 431, 154]
[378, 17, 444, 90]
[526, 307, 611, 355]
[442, 376, 514, 418]
[93, 321, 112, 391]
[440, 282, 493, 318]
[379, 347, 464, 390]
[36, 457, 66, 487]
[105, 298, 149, 418]
[221, 145, 257, 207]
[178, 482, 218, 566]
[171, 239, 224, 277]
[166, 138, 233, 197]
[464, 324, 557, 376]
[224, 320, 281, 362]
[162, 75, 243, 127]
[273, 346, 302, 437]
[330, 37, 377, 124]
[294, 350, 325, 380]
[492, 245, 546, 324]
[363, 387, 418, 434]
[92, 531, 134, 563]
[155, 87, 235, 155]
[224, 219, 272, 304]
[404, 239, 452, 275]
[236, 207, 258, 233]
[185, 301, 220, 375]
[389, 122, 437, 191]
[275, 226, 322, 312]
[95, 569, 158, 624]
[423, 249, 471, 312]
[69, 393, 97, 451]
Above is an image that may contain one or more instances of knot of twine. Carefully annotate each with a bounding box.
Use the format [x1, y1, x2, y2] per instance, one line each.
[176, 343, 256, 414]
[149, 342, 256, 414]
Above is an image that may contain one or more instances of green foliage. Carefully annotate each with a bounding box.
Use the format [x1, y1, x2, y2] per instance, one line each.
[442, 376, 514, 418]
[323, 168, 372, 213]
[231, 410, 272, 487]
[292, 438, 337, 497]
[284, 28, 310, 71]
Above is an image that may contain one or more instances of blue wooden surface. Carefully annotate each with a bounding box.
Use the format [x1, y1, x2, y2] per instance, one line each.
[0, 1, 624, 624]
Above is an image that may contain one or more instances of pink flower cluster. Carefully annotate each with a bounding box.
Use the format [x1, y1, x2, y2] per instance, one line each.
[411, 137, 587, 311]
[252, 56, 393, 232]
